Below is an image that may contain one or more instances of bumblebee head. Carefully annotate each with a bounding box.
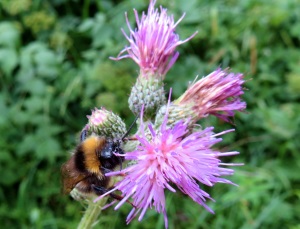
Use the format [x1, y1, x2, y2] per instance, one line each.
[97, 140, 124, 159]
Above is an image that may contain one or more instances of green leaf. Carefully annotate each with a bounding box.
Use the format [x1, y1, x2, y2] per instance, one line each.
[0, 22, 20, 48]
[0, 48, 18, 75]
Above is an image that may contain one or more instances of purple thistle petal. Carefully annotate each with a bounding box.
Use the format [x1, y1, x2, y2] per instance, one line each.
[96, 109, 241, 228]
[101, 200, 117, 210]
[111, 0, 197, 76]
[178, 68, 246, 122]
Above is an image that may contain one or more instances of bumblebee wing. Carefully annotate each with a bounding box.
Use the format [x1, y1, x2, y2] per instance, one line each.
[61, 156, 86, 194]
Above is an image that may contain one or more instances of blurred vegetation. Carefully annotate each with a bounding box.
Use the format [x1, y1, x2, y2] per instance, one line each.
[0, 0, 299, 228]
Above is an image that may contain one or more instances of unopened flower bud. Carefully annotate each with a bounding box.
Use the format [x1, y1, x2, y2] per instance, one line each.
[129, 76, 166, 118]
[86, 108, 126, 139]
[154, 103, 195, 129]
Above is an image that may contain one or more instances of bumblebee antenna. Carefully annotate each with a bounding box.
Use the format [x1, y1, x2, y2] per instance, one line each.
[122, 116, 138, 141]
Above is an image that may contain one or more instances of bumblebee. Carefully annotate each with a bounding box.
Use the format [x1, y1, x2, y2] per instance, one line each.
[61, 118, 136, 201]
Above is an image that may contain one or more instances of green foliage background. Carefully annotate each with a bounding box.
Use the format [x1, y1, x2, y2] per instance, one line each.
[0, 0, 299, 228]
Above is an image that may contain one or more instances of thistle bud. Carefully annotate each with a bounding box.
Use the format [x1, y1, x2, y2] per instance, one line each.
[154, 103, 195, 129]
[128, 75, 166, 118]
[86, 107, 126, 139]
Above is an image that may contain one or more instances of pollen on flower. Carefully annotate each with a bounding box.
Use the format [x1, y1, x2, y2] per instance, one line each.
[94, 105, 241, 228]
[111, 0, 197, 77]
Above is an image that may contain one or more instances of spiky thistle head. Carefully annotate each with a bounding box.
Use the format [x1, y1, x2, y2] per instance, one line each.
[95, 105, 241, 229]
[111, 0, 197, 78]
[155, 68, 246, 128]
[112, 0, 197, 119]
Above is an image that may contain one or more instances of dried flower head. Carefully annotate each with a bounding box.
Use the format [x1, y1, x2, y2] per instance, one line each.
[111, 0, 197, 77]
[95, 107, 241, 228]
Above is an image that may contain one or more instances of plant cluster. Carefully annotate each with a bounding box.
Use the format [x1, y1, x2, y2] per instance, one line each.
[0, 0, 299, 228]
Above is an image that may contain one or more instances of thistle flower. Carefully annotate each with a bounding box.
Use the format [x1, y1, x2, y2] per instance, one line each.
[155, 68, 246, 127]
[112, 0, 197, 77]
[176, 68, 246, 122]
[95, 107, 241, 228]
[113, 0, 197, 118]
[86, 107, 126, 139]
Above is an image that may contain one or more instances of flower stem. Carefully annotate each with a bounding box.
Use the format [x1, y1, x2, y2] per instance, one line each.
[77, 198, 107, 229]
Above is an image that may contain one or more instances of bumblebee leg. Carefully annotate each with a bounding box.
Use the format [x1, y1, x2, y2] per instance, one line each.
[92, 185, 120, 200]
[91, 184, 107, 195]
[118, 156, 123, 170]
[109, 193, 135, 208]
[100, 166, 113, 174]
[123, 137, 138, 141]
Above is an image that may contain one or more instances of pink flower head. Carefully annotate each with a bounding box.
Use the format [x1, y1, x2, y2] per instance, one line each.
[86, 108, 127, 138]
[111, 0, 197, 77]
[87, 107, 108, 126]
[95, 107, 241, 228]
[177, 68, 246, 122]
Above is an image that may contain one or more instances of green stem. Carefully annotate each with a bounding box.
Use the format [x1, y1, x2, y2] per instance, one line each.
[77, 197, 107, 229]
[82, 0, 90, 19]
